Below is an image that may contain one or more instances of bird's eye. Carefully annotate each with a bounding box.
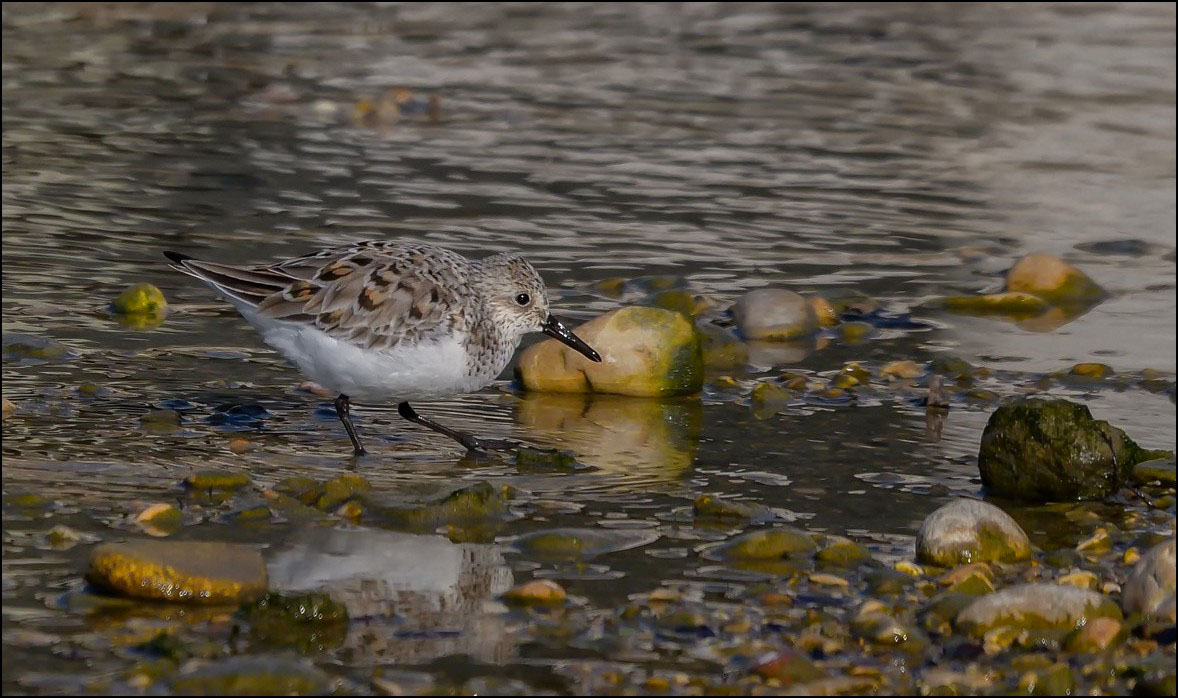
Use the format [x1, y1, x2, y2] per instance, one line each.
[515, 293, 530, 306]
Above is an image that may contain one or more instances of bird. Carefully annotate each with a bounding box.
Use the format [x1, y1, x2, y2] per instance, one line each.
[164, 241, 602, 456]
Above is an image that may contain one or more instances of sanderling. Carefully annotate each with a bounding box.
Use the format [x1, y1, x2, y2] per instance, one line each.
[165, 241, 601, 456]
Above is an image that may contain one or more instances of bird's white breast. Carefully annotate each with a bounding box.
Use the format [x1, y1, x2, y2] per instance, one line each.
[242, 309, 490, 402]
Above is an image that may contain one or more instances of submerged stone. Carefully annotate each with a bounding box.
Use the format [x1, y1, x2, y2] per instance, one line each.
[732, 288, 818, 341]
[375, 481, 510, 529]
[87, 540, 267, 604]
[242, 592, 348, 654]
[696, 323, 748, 372]
[692, 494, 773, 523]
[977, 398, 1149, 501]
[1131, 458, 1177, 486]
[955, 583, 1122, 637]
[915, 499, 1031, 567]
[184, 470, 251, 492]
[515, 306, 703, 397]
[512, 527, 659, 560]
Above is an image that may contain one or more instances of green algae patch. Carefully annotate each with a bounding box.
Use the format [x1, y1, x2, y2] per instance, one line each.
[87, 540, 267, 605]
[516, 306, 703, 397]
[954, 583, 1122, 638]
[815, 537, 872, 567]
[707, 528, 817, 561]
[184, 471, 251, 492]
[978, 398, 1151, 501]
[242, 593, 348, 654]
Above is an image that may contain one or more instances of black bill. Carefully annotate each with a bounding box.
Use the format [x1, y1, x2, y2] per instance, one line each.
[542, 315, 602, 362]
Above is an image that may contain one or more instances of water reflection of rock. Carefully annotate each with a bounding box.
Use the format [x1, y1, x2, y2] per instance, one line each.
[266, 526, 514, 664]
[514, 392, 702, 480]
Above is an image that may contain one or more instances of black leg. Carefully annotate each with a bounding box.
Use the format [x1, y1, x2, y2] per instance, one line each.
[397, 401, 516, 452]
[334, 394, 367, 456]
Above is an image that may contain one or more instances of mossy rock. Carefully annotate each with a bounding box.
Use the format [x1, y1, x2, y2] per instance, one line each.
[306, 473, 371, 511]
[647, 289, 711, 318]
[516, 306, 703, 397]
[916, 499, 1032, 566]
[242, 592, 348, 654]
[87, 540, 267, 605]
[942, 292, 1048, 318]
[696, 323, 748, 372]
[708, 528, 817, 560]
[692, 494, 774, 523]
[1005, 253, 1106, 306]
[375, 481, 510, 530]
[112, 283, 168, 314]
[184, 471, 250, 492]
[978, 398, 1150, 501]
[955, 583, 1122, 637]
[815, 536, 872, 567]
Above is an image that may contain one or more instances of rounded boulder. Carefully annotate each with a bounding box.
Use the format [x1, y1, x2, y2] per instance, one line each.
[515, 306, 702, 397]
[915, 498, 1032, 567]
[732, 288, 818, 341]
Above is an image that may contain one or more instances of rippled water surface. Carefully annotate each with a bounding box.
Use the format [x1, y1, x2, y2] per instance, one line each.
[3, 2, 1175, 695]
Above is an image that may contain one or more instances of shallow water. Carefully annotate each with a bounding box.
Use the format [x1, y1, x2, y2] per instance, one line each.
[2, 2, 1175, 695]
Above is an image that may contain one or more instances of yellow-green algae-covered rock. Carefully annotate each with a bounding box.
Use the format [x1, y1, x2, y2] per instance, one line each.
[955, 583, 1122, 637]
[942, 292, 1048, 317]
[112, 282, 168, 314]
[1005, 253, 1106, 305]
[515, 306, 702, 397]
[731, 288, 818, 340]
[915, 499, 1032, 567]
[87, 540, 267, 604]
[707, 527, 817, 560]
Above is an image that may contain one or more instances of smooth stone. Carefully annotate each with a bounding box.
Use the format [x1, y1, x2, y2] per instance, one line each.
[87, 540, 267, 604]
[515, 306, 703, 397]
[750, 648, 824, 684]
[112, 282, 167, 314]
[501, 579, 567, 607]
[881, 360, 923, 380]
[807, 295, 838, 327]
[1, 397, 15, 417]
[955, 583, 1122, 637]
[731, 288, 818, 341]
[1005, 253, 1106, 305]
[815, 536, 872, 567]
[1122, 538, 1176, 621]
[915, 499, 1031, 567]
[977, 398, 1146, 501]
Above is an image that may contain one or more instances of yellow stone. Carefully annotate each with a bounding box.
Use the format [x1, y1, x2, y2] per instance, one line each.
[1123, 548, 1141, 565]
[1057, 570, 1099, 590]
[515, 306, 703, 397]
[228, 438, 253, 455]
[87, 541, 267, 604]
[881, 360, 922, 380]
[502, 579, 567, 606]
[895, 561, 925, 577]
[1, 397, 14, 418]
[112, 283, 168, 315]
[1069, 363, 1113, 379]
[1076, 528, 1112, 554]
[808, 295, 839, 327]
[810, 573, 849, 587]
[943, 292, 1048, 317]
